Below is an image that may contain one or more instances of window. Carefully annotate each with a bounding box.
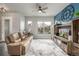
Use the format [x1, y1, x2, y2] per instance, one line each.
[27, 21, 32, 32]
[37, 21, 51, 34]
[27, 21, 32, 25]
[20, 20, 25, 31]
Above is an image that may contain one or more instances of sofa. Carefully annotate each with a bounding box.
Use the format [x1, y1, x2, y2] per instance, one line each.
[5, 32, 33, 56]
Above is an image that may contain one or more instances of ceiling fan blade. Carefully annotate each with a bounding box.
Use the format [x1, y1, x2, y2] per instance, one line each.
[42, 7, 48, 10]
[41, 10, 46, 13]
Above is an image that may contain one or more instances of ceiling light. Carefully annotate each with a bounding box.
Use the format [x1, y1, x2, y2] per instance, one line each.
[38, 10, 42, 13]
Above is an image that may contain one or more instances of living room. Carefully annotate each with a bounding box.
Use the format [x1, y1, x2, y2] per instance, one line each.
[0, 3, 79, 56]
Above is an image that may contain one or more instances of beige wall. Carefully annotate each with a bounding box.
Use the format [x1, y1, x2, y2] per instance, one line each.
[5, 13, 25, 33]
[0, 13, 25, 41]
[0, 16, 2, 40]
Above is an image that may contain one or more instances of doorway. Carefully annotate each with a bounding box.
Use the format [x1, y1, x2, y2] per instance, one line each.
[2, 17, 12, 41]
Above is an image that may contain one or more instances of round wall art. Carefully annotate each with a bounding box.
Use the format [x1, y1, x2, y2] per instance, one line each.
[61, 5, 75, 22]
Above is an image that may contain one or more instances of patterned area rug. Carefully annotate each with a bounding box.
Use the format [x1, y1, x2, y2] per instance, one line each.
[26, 39, 68, 56]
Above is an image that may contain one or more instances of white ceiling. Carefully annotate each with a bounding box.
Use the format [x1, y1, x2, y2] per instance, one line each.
[0, 3, 70, 16]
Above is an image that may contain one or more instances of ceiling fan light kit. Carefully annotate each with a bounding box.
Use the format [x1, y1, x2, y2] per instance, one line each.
[38, 10, 42, 13]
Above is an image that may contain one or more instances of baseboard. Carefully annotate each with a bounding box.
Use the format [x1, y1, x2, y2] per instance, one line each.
[0, 41, 5, 43]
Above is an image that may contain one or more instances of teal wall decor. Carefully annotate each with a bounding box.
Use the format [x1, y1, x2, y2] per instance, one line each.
[54, 3, 79, 24]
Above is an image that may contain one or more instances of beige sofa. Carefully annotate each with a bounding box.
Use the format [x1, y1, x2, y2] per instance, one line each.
[5, 32, 33, 56]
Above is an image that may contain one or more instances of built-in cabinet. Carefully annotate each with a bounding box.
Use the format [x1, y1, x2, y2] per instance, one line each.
[53, 19, 79, 55]
[54, 23, 71, 55]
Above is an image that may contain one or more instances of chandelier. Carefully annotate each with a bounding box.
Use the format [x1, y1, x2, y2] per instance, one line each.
[0, 7, 7, 15]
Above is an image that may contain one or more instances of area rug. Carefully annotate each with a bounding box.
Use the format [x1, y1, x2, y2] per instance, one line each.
[26, 39, 68, 56]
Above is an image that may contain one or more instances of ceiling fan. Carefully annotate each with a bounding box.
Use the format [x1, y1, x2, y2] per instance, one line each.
[36, 3, 48, 13]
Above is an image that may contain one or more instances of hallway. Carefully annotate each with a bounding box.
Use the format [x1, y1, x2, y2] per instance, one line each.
[26, 39, 68, 56]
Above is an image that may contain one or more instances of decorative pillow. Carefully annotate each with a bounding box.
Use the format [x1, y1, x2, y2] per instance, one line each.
[12, 33, 19, 40]
[18, 32, 24, 38]
[14, 38, 21, 43]
[21, 36, 26, 41]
